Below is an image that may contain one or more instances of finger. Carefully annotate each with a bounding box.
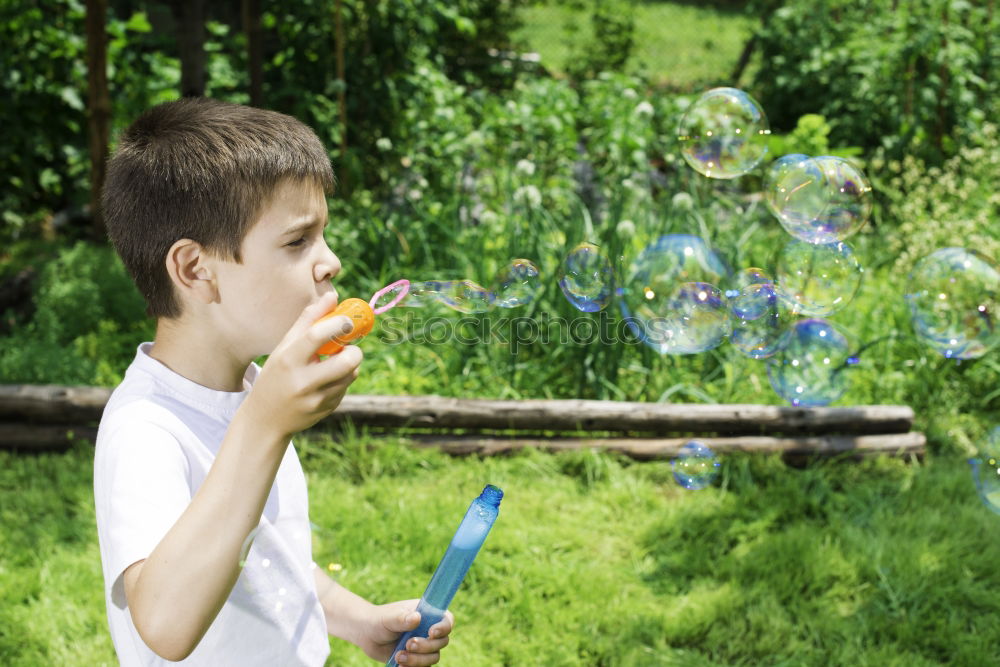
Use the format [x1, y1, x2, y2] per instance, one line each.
[382, 609, 421, 635]
[305, 344, 363, 388]
[405, 634, 450, 654]
[394, 648, 440, 667]
[285, 292, 340, 344]
[427, 612, 454, 639]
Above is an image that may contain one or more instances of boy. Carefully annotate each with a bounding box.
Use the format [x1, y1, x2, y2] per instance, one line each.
[94, 97, 452, 666]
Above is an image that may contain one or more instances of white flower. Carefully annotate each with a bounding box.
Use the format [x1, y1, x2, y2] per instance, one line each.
[671, 192, 694, 210]
[634, 101, 654, 117]
[513, 185, 542, 208]
[480, 210, 500, 226]
[623, 88, 638, 99]
[616, 219, 636, 237]
[375, 137, 393, 151]
[407, 189, 423, 201]
[515, 159, 536, 176]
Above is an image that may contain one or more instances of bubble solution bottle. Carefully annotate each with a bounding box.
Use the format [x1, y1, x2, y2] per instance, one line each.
[386, 484, 504, 667]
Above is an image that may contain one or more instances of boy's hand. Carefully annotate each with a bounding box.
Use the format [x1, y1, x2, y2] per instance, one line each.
[244, 292, 362, 440]
[356, 600, 454, 666]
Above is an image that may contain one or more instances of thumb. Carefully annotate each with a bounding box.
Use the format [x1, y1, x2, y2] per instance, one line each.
[383, 608, 421, 635]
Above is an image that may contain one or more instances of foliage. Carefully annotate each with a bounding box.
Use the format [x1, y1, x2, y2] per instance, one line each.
[877, 122, 1000, 274]
[0, 241, 150, 386]
[751, 0, 1000, 164]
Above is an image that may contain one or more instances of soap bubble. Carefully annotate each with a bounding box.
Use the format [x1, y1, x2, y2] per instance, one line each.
[677, 87, 770, 179]
[400, 280, 494, 313]
[813, 156, 872, 242]
[493, 259, 542, 308]
[729, 282, 791, 360]
[558, 242, 614, 312]
[672, 441, 721, 490]
[776, 239, 863, 316]
[619, 235, 731, 354]
[766, 318, 851, 407]
[724, 266, 771, 301]
[970, 426, 1000, 514]
[438, 280, 495, 313]
[764, 154, 830, 242]
[765, 155, 872, 244]
[905, 248, 1000, 359]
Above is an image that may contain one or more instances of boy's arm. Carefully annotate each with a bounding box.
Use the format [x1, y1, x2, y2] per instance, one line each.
[312, 567, 455, 665]
[122, 294, 359, 661]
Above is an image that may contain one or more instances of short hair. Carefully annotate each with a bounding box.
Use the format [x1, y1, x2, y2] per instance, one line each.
[103, 97, 334, 319]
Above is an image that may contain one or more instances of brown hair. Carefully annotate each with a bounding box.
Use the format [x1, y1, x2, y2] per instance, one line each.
[103, 97, 334, 319]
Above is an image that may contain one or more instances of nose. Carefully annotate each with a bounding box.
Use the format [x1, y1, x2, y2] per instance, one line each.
[316, 243, 341, 284]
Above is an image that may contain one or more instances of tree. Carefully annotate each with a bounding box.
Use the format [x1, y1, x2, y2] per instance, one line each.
[85, 0, 110, 237]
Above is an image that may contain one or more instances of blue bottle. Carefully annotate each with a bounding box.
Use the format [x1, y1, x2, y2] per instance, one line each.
[387, 484, 503, 667]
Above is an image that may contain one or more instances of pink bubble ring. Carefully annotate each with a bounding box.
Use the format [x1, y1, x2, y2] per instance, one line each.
[370, 279, 410, 315]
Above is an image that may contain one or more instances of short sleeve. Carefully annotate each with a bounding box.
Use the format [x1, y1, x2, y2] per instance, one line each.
[99, 419, 192, 609]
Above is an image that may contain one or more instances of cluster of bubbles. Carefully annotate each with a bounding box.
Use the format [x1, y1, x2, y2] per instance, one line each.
[398, 86, 997, 405]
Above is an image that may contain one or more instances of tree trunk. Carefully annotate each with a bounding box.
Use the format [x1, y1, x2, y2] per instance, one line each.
[171, 0, 207, 97]
[85, 0, 110, 238]
[242, 0, 262, 106]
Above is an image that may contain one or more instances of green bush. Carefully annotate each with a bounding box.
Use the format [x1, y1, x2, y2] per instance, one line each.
[751, 0, 1000, 163]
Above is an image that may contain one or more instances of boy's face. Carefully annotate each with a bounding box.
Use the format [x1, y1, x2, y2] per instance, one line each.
[211, 178, 341, 358]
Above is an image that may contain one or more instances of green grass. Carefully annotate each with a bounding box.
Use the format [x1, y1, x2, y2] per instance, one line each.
[513, 2, 759, 87]
[4, 435, 1000, 665]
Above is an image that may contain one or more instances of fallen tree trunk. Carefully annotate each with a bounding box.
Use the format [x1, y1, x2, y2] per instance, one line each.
[0, 386, 914, 435]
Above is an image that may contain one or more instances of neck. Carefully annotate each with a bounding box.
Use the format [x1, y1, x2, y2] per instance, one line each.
[149, 317, 252, 393]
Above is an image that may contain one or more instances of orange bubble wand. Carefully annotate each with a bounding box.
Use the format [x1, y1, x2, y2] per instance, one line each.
[315, 279, 410, 356]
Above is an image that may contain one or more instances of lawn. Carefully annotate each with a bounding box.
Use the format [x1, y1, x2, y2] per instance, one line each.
[3, 433, 1000, 665]
[513, 2, 759, 87]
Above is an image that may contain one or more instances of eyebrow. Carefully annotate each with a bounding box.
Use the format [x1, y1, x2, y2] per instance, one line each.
[281, 216, 328, 237]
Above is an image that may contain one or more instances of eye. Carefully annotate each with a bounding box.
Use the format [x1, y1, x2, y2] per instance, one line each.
[286, 237, 307, 248]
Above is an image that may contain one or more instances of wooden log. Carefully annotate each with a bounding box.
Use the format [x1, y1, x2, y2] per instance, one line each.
[0, 423, 98, 450]
[0, 385, 915, 435]
[402, 432, 926, 460]
[326, 396, 914, 436]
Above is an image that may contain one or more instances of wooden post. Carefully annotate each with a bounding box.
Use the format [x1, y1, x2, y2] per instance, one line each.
[334, 0, 348, 159]
[84, 0, 110, 238]
[171, 0, 206, 97]
[242, 0, 263, 106]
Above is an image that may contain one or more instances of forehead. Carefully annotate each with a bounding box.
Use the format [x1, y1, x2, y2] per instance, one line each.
[251, 178, 328, 235]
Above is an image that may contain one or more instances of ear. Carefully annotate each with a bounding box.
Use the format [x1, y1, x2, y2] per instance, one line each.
[164, 239, 218, 305]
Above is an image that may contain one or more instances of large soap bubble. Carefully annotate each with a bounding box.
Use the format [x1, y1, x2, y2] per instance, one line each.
[776, 239, 863, 316]
[971, 426, 1000, 514]
[558, 243, 615, 312]
[401, 280, 494, 313]
[677, 87, 770, 179]
[619, 235, 732, 354]
[766, 318, 851, 407]
[765, 154, 872, 244]
[905, 248, 1000, 359]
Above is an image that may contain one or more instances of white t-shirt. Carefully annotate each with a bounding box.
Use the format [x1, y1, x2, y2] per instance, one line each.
[93, 343, 330, 666]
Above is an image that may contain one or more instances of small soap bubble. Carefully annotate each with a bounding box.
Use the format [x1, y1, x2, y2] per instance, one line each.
[493, 259, 542, 308]
[672, 441, 721, 490]
[725, 267, 772, 306]
[729, 283, 791, 360]
[776, 239, 863, 316]
[677, 87, 770, 179]
[766, 318, 851, 407]
[971, 426, 1000, 514]
[905, 248, 1000, 360]
[619, 235, 731, 354]
[558, 242, 614, 312]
